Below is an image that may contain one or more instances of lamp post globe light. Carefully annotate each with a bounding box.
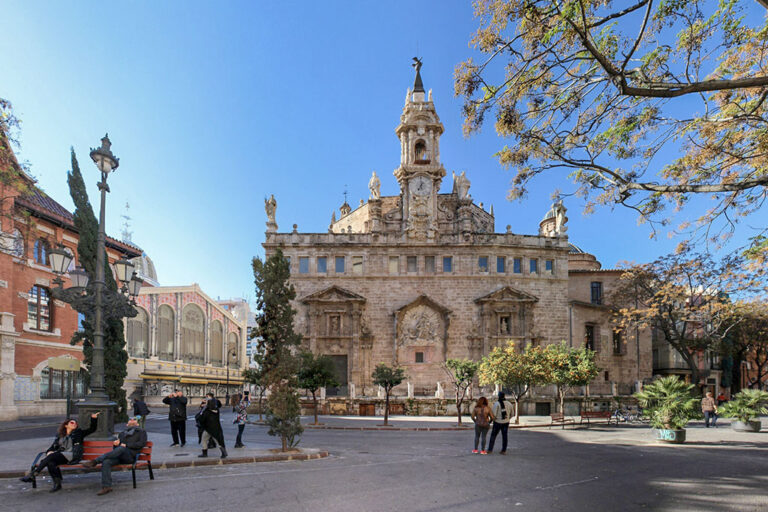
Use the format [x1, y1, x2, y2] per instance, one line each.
[49, 135, 142, 439]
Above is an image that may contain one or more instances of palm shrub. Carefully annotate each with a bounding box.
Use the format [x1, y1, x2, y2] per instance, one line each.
[718, 389, 768, 424]
[634, 376, 699, 430]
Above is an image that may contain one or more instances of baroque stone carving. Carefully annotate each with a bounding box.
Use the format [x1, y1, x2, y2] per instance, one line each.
[452, 171, 470, 200]
[265, 194, 277, 223]
[369, 171, 381, 200]
[398, 305, 441, 346]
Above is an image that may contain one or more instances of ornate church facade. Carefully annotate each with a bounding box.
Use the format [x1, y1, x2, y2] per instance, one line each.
[262, 63, 652, 414]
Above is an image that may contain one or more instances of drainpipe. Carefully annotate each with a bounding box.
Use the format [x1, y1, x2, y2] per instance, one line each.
[568, 303, 573, 347]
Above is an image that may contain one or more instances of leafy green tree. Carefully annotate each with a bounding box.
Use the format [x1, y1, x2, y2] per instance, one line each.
[725, 301, 768, 391]
[372, 364, 406, 426]
[455, 0, 768, 255]
[635, 376, 700, 430]
[443, 359, 479, 425]
[297, 352, 339, 425]
[611, 249, 761, 388]
[252, 249, 303, 451]
[542, 342, 599, 413]
[479, 342, 549, 424]
[67, 149, 129, 421]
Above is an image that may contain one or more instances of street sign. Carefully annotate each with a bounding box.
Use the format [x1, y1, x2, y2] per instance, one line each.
[48, 356, 81, 372]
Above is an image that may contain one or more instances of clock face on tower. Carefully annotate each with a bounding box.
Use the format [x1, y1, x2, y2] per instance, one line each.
[410, 176, 432, 196]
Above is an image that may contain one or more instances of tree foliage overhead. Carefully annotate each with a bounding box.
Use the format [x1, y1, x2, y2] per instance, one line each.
[0, 98, 32, 248]
[456, 0, 768, 251]
[725, 300, 768, 390]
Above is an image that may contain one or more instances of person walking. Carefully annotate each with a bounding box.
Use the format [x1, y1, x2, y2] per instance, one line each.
[487, 392, 513, 454]
[132, 396, 151, 429]
[233, 394, 250, 448]
[20, 413, 99, 492]
[470, 396, 494, 454]
[162, 389, 188, 447]
[199, 392, 227, 458]
[701, 391, 718, 428]
[82, 416, 147, 495]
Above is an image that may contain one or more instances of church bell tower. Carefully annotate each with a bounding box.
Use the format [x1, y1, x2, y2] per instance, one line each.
[394, 58, 446, 241]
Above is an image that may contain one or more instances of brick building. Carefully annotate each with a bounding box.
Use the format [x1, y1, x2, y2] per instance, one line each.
[262, 65, 653, 415]
[0, 165, 141, 420]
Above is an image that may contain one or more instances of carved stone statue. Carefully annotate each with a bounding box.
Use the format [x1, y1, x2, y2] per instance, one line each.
[369, 171, 381, 200]
[265, 194, 277, 223]
[554, 199, 568, 235]
[453, 171, 471, 200]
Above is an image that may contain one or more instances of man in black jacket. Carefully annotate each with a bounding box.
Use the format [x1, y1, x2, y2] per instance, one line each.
[82, 416, 147, 495]
[162, 390, 187, 447]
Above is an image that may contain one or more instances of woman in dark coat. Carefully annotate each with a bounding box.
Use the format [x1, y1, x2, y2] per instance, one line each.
[198, 393, 227, 459]
[21, 413, 99, 492]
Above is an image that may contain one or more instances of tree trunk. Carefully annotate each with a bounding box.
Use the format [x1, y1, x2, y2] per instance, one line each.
[513, 397, 520, 425]
[312, 390, 319, 425]
[456, 390, 462, 425]
[281, 435, 287, 452]
[258, 389, 265, 421]
[558, 387, 565, 414]
[384, 390, 390, 426]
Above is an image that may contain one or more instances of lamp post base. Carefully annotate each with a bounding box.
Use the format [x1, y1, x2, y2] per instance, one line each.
[76, 397, 117, 440]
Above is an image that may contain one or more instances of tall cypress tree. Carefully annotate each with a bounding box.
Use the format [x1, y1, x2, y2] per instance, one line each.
[67, 149, 129, 421]
[253, 248, 303, 450]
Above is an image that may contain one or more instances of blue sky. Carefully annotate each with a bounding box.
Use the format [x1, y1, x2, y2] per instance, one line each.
[3, 1, 766, 304]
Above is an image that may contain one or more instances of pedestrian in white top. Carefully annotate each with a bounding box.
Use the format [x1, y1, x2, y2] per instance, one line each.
[488, 392, 514, 454]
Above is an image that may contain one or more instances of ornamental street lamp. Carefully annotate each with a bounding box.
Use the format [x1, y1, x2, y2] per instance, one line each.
[49, 135, 142, 438]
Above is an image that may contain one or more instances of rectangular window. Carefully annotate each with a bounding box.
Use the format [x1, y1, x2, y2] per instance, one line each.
[513, 258, 522, 274]
[335, 256, 345, 274]
[415, 351, 425, 363]
[443, 256, 453, 273]
[545, 259, 554, 274]
[591, 282, 603, 305]
[352, 256, 363, 275]
[425, 256, 435, 274]
[407, 256, 417, 273]
[388, 256, 399, 275]
[299, 257, 309, 274]
[613, 330, 623, 355]
[27, 285, 52, 331]
[585, 324, 595, 351]
[317, 257, 327, 273]
[529, 259, 538, 274]
[478, 256, 489, 273]
[497, 256, 506, 273]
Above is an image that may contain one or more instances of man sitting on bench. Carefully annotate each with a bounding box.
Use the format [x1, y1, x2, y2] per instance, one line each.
[83, 416, 147, 495]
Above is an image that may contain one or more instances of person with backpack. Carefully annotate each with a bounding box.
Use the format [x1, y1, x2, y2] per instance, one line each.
[470, 396, 494, 454]
[487, 392, 514, 454]
[132, 396, 151, 429]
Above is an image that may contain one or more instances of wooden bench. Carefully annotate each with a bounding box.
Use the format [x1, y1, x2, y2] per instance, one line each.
[579, 411, 612, 427]
[549, 412, 575, 429]
[30, 440, 154, 489]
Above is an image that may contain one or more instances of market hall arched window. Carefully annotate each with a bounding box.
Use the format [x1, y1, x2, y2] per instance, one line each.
[127, 307, 149, 357]
[227, 332, 239, 369]
[210, 320, 223, 367]
[157, 305, 175, 361]
[27, 285, 52, 331]
[181, 304, 205, 364]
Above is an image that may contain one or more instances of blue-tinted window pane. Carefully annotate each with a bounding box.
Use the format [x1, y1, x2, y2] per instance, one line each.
[530, 259, 538, 274]
[478, 257, 488, 272]
[545, 259, 554, 273]
[335, 256, 345, 273]
[513, 258, 522, 274]
[497, 256, 506, 273]
[317, 257, 327, 273]
[299, 257, 309, 274]
[443, 256, 452, 273]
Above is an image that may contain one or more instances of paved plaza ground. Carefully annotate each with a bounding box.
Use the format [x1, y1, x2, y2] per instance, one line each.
[0, 413, 766, 512]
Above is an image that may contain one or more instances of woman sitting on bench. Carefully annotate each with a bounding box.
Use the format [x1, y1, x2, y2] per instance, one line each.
[20, 412, 100, 492]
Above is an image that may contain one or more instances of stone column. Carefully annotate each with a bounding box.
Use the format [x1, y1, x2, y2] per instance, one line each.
[149, 294, 158, 358]
[0, 313, 19, 421]
[174, 293, 182, 361]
